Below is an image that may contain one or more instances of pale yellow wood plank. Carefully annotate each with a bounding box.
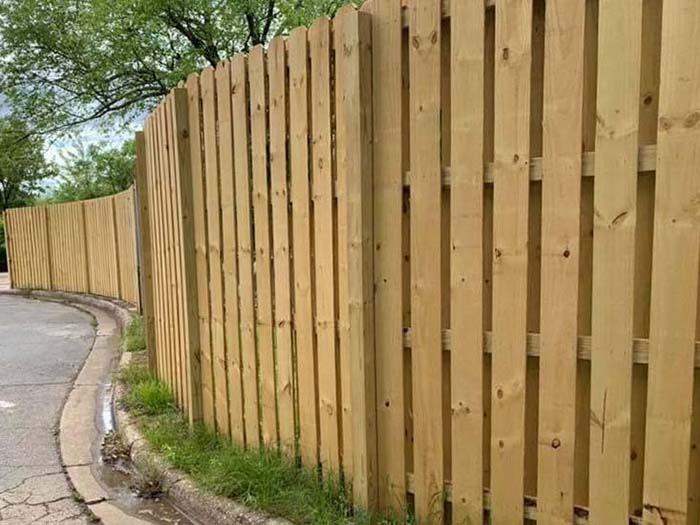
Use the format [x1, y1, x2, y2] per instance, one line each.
[490, 0, 532, 522]
[186, 74, 216, 430]
[288, 26, 319, 468]
[231, 53, 261, 448]
[165, 96, 188, 409]
[368, 0, 406, 510]
[309, 17, 340, 473]
[268, 36, 295, 456]
[171, 88, 202, 423]
[135, 131, 158, 372]
[589, 1, 643, 522]
[536, 1, 585, 522]
[249, 46, 277, 448]
[215, 61, 244, 443]
[335, 5, 376, 508]
[643, 1, 700, 522]
[449, 0, 485, 521]
[409, 0, 443, 520]
[201, 71, 227, 427]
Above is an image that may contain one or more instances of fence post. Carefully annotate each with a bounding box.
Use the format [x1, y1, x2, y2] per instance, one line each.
[135, 131, 158, 374]
[171, 88, 202, 425]
[336, 6, 377, 511]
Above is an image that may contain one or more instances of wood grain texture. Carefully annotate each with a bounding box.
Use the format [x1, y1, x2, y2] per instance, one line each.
[490, 0, 532, 522]
[232, 53, 261, 448]
[449, 0, 484, 522]
[288, 27, 319, 469]
[536, 1, 585, 522]
[643, 1, 700, 522]
[409, 0, 443, 521]
[589, 1, 643, 523]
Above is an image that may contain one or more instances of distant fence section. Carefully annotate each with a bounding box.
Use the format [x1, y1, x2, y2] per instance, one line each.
[4, 189, 140, 306]
[5, 0, 700, 523]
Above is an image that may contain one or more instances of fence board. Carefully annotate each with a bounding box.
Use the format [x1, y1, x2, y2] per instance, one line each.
[368, 0, 406, 510]
[335, 5, 376, 507]
[289, 26, 319, 469]
[409, 0, 443, 520]
[216, 61, 243, 443]
[232, 53, 261, 448]
[201, 68, 228, 434]
[642, 1, 700, 522]
[268, 36, 296, 456]
[309, 16, 340, 474]
[536, 1, 585, 523]
[249, 46, 277, 448]
[186, 73, 216, 430]
[135, 131, 157, 371]
[490, 0, 532, 522]
[449, 0, 484, 522]
[589, 1, 643, 523]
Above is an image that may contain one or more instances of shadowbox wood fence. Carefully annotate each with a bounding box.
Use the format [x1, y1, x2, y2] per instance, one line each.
[4, 189, 139, 305]
[4, 0, 700, 523]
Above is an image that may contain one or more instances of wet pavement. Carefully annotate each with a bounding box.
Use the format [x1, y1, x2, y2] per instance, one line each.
[0, 294, 93, 524]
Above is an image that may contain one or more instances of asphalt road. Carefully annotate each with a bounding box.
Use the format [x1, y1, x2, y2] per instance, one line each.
[0, 294, 94, 524]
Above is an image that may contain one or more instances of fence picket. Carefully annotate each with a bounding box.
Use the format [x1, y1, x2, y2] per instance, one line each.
[449, 0, 484, 522]
[643, 1, 700, 521]
[536, 1, 585, 523]
[232, 53, 261, 448]
[289, 26, 319, 469]
[589, 2, 643, 522]
[409, 0, 443, 520]
[268, 36, 296, 456]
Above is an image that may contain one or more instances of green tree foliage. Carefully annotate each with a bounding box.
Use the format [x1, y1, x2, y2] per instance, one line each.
[49, 140, 136, 203]
[0, 116, 55, 212]
[0, 0, 357, 136]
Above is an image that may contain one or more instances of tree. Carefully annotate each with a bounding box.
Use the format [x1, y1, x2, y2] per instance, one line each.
[0, 116, 55, 212]
[0, 0, 357, 137]
[49, 140, 136, 203]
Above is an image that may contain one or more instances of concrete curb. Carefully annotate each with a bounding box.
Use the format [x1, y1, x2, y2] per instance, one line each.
[0, 288, 149, 524]
[2, 289, 290, 525]
[114, 353, 290, 525]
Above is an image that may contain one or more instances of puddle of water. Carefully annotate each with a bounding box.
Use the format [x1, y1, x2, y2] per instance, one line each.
[97, 382, 199, 525]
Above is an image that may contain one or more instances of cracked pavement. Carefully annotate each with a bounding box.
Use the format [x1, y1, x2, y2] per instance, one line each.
[0, 294, 95, 524]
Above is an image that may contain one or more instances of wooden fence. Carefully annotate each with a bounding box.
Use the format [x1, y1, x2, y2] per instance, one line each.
[5, 0, 700, 523]
[4, 189, 140, 305]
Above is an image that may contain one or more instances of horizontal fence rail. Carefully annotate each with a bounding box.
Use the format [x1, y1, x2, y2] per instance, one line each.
[4, 189, 140, 306]
[6, 0, 700, 523]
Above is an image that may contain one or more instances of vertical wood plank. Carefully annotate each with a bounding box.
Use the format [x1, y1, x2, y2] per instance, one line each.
[450, 0, 484, 522]
[309, 17, 341, 474]
[536, 1, 585, 522]
[172, 88, 202, 424]
[202, 69, 228, 433]
[335, 5, 376, 509]
[135, 131, 158, 372]
[186, 74, 216, 430]
[249, 45, 278, 448]
[490, 0, 532, 522]
[268, 36, 296, 456]
[232, 53, 261, 448]
[216, 61, 244, 444]
[288, 26, 319, 468]
[409, 0, 443, 520]
[370, 0, 406, 510]
[588, 1, 643, 522]
[643, 1, 700, 522]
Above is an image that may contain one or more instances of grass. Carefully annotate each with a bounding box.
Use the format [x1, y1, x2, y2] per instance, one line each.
[123, 316, 146, 353]
[119, 327, 414, 524]
[119, 360, 413, 524]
